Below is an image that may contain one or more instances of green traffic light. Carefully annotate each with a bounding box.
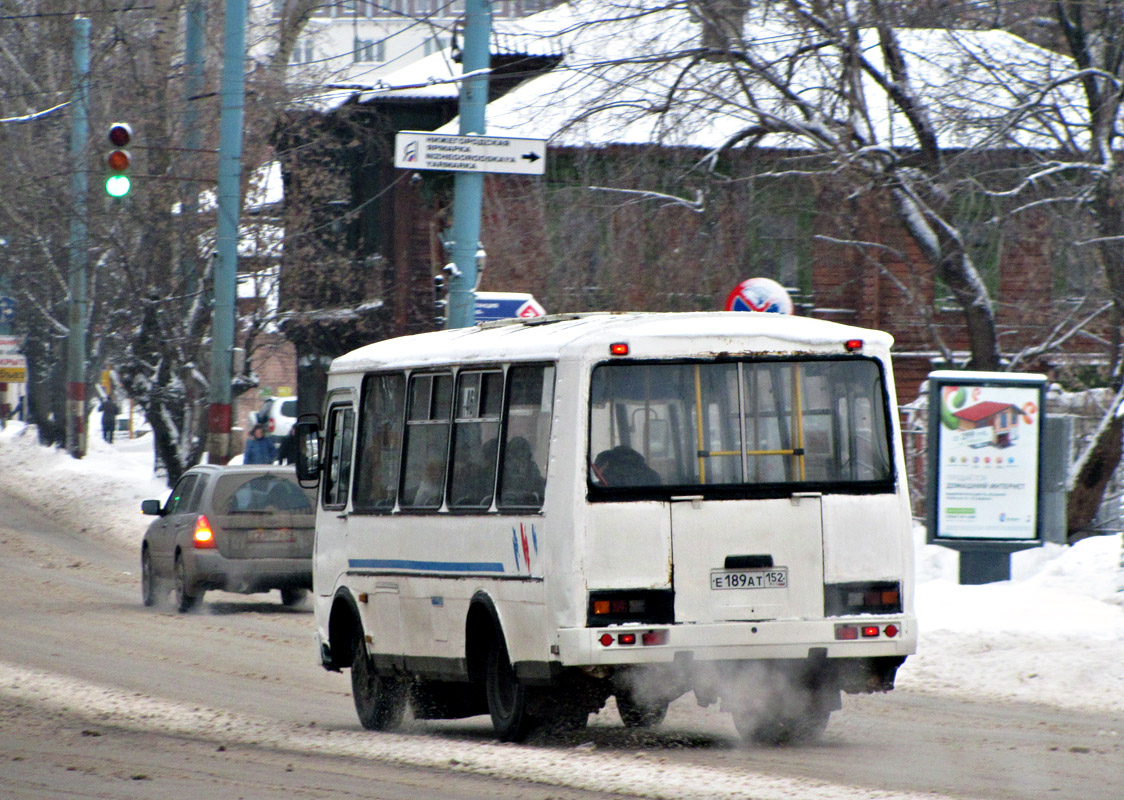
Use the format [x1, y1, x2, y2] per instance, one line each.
[105, 175, 131, 197]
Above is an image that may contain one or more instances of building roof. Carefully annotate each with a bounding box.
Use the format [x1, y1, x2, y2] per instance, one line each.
[425, 1, 1081, 151]
[952, 401, 1021, 423]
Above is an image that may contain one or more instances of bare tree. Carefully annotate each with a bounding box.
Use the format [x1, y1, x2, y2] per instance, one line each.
[0, 1, 318, 483]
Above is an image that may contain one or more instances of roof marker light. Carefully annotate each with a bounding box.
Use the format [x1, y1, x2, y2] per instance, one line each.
[844, 339, 864, 352]
[609, 342, 629, 356]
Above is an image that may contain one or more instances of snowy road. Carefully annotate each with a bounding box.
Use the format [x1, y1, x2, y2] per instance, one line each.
[0, 472, 1121, 800]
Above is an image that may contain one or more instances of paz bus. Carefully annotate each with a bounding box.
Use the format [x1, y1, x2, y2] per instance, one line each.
[295, 311, 916, 744]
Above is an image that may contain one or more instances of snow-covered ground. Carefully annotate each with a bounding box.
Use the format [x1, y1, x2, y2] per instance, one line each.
[1, 421, 1122, 715]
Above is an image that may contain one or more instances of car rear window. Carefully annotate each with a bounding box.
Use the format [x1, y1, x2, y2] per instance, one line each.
[215, 474, 314, 514]
[279, 400, 297, 417]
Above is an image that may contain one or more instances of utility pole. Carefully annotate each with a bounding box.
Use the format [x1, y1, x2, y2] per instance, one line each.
[67, 16, 90, 458]
[181, 0, 205, 301]
[444, 0, 492, 329]
[208, 0, 246, 464]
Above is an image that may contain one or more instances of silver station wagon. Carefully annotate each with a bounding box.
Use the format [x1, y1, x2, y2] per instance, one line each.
[140, 464, 315, 612]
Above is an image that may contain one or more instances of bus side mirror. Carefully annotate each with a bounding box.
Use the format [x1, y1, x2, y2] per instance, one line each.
[294, 417, 322, 486]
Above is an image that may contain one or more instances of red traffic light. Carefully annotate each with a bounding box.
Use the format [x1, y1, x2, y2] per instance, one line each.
[108, 122, 132, 148]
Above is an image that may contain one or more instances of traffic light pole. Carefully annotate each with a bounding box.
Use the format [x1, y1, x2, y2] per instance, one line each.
[444, 0, 492, 329]
[208, 0, 246, 464]
[67, 16, 90, 459]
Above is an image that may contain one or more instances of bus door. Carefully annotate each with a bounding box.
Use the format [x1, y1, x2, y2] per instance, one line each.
[669, 360, 827, 623]
[670, 495, 823, 624]
[315, 397, 356, 598]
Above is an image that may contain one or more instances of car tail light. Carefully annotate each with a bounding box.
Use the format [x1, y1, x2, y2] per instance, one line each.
[193, 515, 216, 548]
[267, 418, 276, 433]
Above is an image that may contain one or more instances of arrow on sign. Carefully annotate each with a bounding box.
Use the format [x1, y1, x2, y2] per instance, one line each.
[522, 152, 541, 163]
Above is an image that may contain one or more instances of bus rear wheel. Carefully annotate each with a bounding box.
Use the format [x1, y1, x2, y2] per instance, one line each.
[485, 636, 539, 742]
[351, 634, 406, 731]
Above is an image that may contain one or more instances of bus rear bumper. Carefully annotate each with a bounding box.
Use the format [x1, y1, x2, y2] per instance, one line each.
[557, 615, 917, 666]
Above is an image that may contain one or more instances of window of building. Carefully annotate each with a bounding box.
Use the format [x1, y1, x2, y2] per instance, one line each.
[291, 38, 315, 65]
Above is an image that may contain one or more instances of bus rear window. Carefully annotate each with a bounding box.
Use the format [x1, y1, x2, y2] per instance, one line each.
[589, 358, 892, 493]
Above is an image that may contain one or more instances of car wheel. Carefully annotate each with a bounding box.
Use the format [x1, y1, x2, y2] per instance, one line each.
[280, 587, 308, 607]
[485, 635, 539, 742]
[141, 547, 164, 607]
[616, 690, 669, 728]
[173, 553, 203, 613]
[351, 632, 406, 730]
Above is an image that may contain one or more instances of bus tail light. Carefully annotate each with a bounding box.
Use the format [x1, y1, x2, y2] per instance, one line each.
[609, 342, 629, 355]
[862, 625, 880, 638]
[587, 590, 674, 626]
[599, 629, 668, 647]
[844, 339, 863, 351]
[192, 515, 216, 548]
[824, 581, 902, 616]
[835, 624, 859, 640]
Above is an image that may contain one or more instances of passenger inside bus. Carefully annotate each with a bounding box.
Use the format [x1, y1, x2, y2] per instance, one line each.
[592, 446, 662, 487]
[499, 436, 545, 504]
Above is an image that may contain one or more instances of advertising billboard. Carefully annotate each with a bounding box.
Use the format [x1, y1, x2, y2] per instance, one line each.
[927, 370, 1047, 546]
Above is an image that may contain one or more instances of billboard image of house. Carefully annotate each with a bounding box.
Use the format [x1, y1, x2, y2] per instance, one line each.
[951, 401, 1022, 448]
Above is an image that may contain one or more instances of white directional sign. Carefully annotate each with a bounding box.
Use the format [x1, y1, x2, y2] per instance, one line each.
[394, 131, 547, 175]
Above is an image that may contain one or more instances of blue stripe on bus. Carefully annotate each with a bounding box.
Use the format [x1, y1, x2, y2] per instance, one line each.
[348, 558, 505, 573]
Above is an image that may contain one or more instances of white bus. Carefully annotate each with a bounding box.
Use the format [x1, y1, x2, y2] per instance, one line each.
[296, 312, 916, 744]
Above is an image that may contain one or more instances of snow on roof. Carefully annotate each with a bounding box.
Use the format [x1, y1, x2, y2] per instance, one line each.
[430, 1, 1082, 151]
[330, 310, 894, 373]
[194, 160, 283, 215]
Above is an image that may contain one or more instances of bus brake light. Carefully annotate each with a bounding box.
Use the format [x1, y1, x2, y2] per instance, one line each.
[844, 339, 863, 351]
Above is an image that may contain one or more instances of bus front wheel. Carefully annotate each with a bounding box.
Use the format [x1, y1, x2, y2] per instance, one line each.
[485, 636, 538, 742]
[351, 634, 407, 731]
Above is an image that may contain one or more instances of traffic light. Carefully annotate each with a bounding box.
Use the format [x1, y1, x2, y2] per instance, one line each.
[105, 122, 132, 198]
[433, 272, 448, 327]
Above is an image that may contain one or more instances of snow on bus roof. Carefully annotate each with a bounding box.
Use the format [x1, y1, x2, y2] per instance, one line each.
[330, 311, 894, 373]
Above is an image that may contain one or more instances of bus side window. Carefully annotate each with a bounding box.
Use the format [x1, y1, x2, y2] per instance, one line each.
[323, 405, 355, 509]
[448, 371, 503, 509]
[353, 373, 406, 512]
[400, 373, 453, 509]
[498, 365, 554, 509]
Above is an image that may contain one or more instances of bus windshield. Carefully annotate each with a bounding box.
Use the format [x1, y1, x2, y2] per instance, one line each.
[589, 358, 893, 495]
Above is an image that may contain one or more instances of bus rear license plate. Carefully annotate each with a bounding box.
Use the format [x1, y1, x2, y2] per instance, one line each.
[710, 568, 788, 590]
